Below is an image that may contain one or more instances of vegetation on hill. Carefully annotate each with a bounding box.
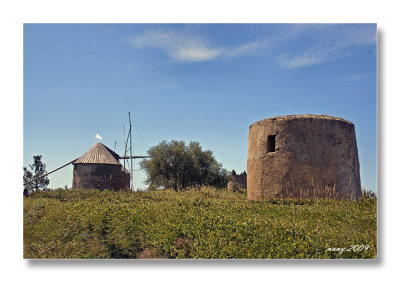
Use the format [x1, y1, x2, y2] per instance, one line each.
[140, 140, 228, 191]
[24, 188, 377, 259]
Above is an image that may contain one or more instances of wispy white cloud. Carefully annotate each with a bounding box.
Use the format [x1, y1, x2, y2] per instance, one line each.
[127, 28, 269, 63]
[276, 24, 376, 69]
[95, 133, 102, 140]
[170, 46, 222, 62]
[225, 40, 270, 58]
[126, 24, 376, 67]
[338, 72, 376, 82]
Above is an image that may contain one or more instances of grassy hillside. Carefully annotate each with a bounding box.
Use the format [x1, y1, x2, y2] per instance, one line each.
[24, 188, 377, 259]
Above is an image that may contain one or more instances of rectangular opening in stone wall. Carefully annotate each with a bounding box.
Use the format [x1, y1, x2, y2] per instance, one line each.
[267, 135, 276, 153]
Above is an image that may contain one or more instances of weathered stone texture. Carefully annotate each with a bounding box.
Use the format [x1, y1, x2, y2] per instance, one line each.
[247, 115, 361, 200]
[72, 163, 129, 191]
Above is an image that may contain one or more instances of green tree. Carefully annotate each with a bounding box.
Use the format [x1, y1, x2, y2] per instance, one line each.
[140, 140, 228, 191]
[23, 155, 50, 191]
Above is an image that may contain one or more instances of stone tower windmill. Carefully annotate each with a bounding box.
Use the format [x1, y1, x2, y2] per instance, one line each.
[247, 115, 361, 200]
[72, 143, 130, 191]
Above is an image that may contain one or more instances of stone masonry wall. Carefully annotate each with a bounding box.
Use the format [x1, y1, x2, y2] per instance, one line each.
[72, 163, 130, 191]
[247, 115, 361, 200]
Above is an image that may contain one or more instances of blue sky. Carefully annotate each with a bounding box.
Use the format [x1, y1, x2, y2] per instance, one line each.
[23, 23, 377, 191]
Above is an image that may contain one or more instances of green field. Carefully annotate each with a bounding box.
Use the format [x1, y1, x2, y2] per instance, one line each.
[23, 188, 377, 259]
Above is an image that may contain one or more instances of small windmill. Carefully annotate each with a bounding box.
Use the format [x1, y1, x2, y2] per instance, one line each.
[23, 112, 150, 191]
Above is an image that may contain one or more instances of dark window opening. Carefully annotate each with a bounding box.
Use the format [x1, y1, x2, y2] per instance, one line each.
[267, 135, 276, 153]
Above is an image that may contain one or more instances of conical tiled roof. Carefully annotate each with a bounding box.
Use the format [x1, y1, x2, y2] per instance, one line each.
[72, 143, 121, 165]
